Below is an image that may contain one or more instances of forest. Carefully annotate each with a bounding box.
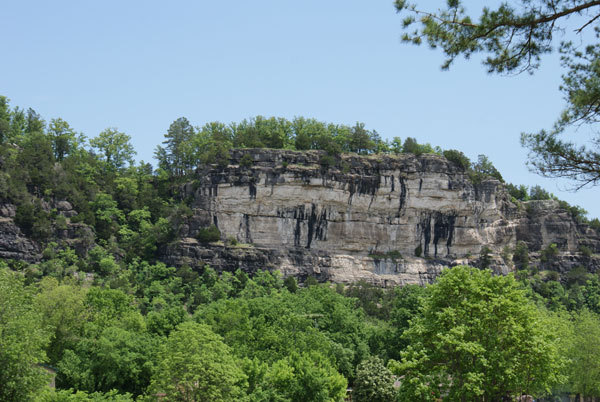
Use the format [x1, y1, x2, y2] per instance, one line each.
[1, 95, 600, 401]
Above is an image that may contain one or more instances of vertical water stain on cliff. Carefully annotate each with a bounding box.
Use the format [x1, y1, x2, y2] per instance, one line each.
[419, 214, 432, 255]
[432, 212, 457, 257]
[418, 212, 457, 257]
[305, 204, 328, 249]
[396, 177, 407, 217]
[241, 214, 252, 243]
[249, 180, 257, 199]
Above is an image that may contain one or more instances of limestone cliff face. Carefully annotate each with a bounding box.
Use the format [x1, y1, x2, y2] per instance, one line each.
[162, 149, 600, 285]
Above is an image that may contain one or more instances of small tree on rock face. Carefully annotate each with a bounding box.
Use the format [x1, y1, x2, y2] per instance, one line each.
[353, 356, 396, 402]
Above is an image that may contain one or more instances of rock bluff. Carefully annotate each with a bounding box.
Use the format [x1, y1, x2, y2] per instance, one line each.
[162, 149, 600, 285]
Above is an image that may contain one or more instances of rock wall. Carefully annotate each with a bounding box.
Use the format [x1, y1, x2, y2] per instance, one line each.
[162, 149, 600, 285]
[0, 201, 94, 263]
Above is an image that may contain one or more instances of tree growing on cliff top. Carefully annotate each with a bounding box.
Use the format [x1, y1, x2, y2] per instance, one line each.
[395, 1, 600, 189]
[390, 266, 564, 401]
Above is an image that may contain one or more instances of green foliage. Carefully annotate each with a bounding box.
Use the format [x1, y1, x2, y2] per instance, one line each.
[48, 118, 82, 161]
[89, 128, 135, 171]
[479, 245, 492, 268]
[392, 266, 564, 400]
[506, 183, 529, 201]
[155, 117, 196, 177]
[529, 184, 553, 200]
[149, 321, 247, 401]
[0, 268, 50, 400]
[283, 275, 298, 293]
[352, 356, 396, 402]
[541, 243, 559, 263]
[15, 199, 52, 241]
[37, 388, 134, 401]
[239, 153, 254, 168]
[564, 309, 600, 398]
[513, 240, 530, 269]
[260, 351, 347, 402]
[443, 149, 470, 170]
[197, 224, 221, 243]
[579, 244, 593, 257]
[469, 154, 503, 183]
[35, 277, 89, 365]
[395, 1, 600, 188]
[414, 244, 422, 257]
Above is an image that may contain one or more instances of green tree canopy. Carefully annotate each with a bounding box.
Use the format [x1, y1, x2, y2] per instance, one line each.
[0, 268, 50, 400]
[90, 128, 135, 170]
[149, 321, 247, 401]
[391, 266, 564, 401]
[352, 356, 396, 402]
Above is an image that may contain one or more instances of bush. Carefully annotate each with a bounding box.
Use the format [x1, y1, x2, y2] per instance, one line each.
[443, 149, 471, 170]
[239, 153, 254, 168]
[579, 244, 593, 257]
[283, 276, 298, 293]
[197, 225, 221, 243]
[513, 241, 529, 269]
[414, 244, 423, 257]
[506, 183, 529, 201]
[540, 243, 559, 263]
[479, 246, 492, 269]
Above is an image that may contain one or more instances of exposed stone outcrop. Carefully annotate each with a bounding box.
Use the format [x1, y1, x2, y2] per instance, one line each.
[0, 201, 94, 263]
[162, 149, 600, 285]
[0, 203, 41, 262]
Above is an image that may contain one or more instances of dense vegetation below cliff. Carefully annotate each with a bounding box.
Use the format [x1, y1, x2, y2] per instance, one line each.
[2, 97, 600, 400]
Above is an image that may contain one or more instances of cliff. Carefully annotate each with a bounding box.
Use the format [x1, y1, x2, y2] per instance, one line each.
[161, 149, 600, 285]
[1, 148, 597, 285]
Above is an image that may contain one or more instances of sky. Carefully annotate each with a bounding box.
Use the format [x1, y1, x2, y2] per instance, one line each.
[2, 1, 598, 217]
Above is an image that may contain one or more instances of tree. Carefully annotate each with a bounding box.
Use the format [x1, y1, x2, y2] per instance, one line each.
[0, 268, 50, 400]
[470, 154, 503, 183]
[149, 321, 247, 401]
[262, 351, 347, 402]
[0, 96, 11, 143]
[395, 1, 600, 188]
[155, 117, 196, 177]
[89, 128, 135, 170]
[48, 118, 81, 161]
[352, 356, 396, 402]
[34, 277, 89, 365]
[390, 266, 564, 401]
[566, 310, 600, 399]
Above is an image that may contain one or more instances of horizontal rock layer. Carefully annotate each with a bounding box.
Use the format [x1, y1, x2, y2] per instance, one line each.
[164, 149, 600, 284]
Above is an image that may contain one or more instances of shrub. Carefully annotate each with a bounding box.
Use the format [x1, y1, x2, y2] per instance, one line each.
[540, 243, 559, 263]
[479, 246, 492, 269]
[197, 225, 221, 243]
[579, 244, 593, 257]
[239, 153, 254, 168]
[283, 276, 298, 293]
[443, 149, 471, 170]
[513, 241, 529, 269]
[414, 244, 423, 257]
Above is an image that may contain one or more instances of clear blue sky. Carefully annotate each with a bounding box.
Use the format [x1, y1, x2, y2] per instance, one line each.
[2, 1, 598, 217]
